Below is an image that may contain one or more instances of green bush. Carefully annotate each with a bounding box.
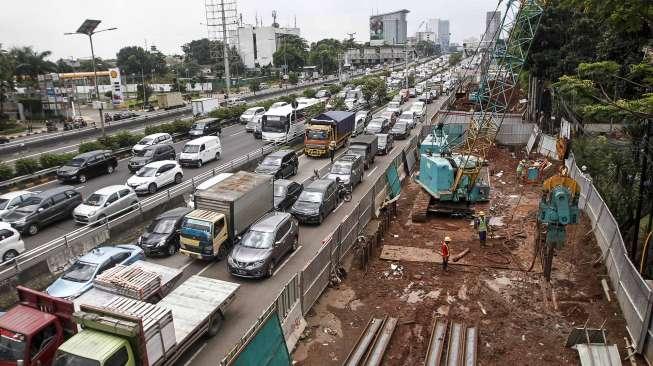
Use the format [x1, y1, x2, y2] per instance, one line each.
[171, 119, 193, 134]
[39, 153, 75, 169]
[328, 84, 342, 95]
[111, 131, 144, 148]
[302, 88, 317, 98]
[14, 158, 40, 176]
[79, 141, 107, 153]
[0, 162, 13, 181]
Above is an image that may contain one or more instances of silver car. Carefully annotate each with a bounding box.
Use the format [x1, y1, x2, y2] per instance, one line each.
[73, 185, 139, 225]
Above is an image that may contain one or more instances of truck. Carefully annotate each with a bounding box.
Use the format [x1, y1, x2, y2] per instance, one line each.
[0, 262, 183, 366]
[53, 275, 239, 366]
[156, 92, 185, 110]
[347, 134, 378, 170]
[304, 111, 355, 158]
[191, 97, 220, 116]
[180, 171, 274, 260]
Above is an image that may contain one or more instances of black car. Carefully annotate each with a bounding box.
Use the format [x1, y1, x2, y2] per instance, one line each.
[254, 150, 299, 179]
[274, 180, 303, 211]
[138, 207, 192, 256]
[1, 187, 82, 235]
[128, 144, 176, 172]
[56, 150, 118, 183]
[290, 179, 338, 224]
[189, 118, 222, 138]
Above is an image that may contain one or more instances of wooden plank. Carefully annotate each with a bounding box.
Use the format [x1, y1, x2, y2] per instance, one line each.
[425, 318, 448, 366]
[380, 245, 472, 265]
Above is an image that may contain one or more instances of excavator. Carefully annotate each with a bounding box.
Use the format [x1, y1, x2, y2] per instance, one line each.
[412, 0, 546, 221]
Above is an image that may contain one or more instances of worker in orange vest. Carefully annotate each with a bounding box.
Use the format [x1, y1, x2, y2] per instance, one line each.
[439, 236, 451, 271]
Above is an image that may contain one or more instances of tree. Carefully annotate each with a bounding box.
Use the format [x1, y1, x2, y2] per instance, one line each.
[308, 39, 342, 75]
[448, 52, 462, 66]
[136, 84, 153, 103]
[0, 49, 15, 119]
[273, 35, 308, 72]
[249, 79, 260, 94]
[181, 39, 213, 65]
[288, 72, 299, 85]
[9, 46, 56, 83]
[116, 46, 167, 77]
[302, 88, 316, 98]
[415, 40, 440, 57]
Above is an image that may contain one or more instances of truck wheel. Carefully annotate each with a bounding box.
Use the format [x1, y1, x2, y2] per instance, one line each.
[207, 312, 224, 337]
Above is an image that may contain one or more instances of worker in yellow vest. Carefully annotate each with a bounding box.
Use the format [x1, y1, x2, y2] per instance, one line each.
[474, 211, 488, 246]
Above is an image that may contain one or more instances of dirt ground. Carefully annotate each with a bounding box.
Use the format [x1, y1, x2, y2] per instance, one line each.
[293, 146, 642, 365]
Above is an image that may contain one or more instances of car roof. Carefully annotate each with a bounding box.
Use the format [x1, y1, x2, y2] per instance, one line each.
[0, 190, 33, 199]
[144, 132, 169, 138]
[156, 207, 193, 220]
[77, 246, 130, 264]
[267, 149, 294, 158]
[144, 160, 177, 168]
[251, 211, 291, 232]
[306, 179, 333, 192]
[187, 136, 218, 145]
[74, 150, 110, 159]
[142, 144, 170, 151]
[92, 185, 128, 196]
[37, 186, 75, 198]
[275, 179, 296, 188]
[337, 154, 361, 163]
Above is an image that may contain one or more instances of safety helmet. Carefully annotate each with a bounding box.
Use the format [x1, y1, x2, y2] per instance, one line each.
[444, 236, 451, 242]
[581, 165, 588, 172]
[478, 211, 485, 216]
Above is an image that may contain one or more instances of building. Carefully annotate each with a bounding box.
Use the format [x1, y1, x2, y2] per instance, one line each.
[484, 11, 501, 42]
[344, 45, 414, 66]
[427, 18, 450, 53]
[416, 31, 436, 43]
[232, 25, 300, 69]
[370, 10, 409, 46]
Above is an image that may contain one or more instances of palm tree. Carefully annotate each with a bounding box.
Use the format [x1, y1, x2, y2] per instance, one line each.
[0, 47, 15, 119]
[10, 46, 56, 84]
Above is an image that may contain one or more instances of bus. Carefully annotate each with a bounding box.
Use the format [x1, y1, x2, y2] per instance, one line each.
[261, 99, 322, 143]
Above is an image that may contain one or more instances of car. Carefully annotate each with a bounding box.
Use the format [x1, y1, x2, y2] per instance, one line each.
[1, 187, 82, 235]
[178, 136, 222, 168]
[73, 185, 138, 225]
[274, 179, 303, 211]
[189, 117, 222, 137]
[376, 133, 395, 155]
[57, 150, 118, 183]
[270, 101, 289, 109]
[354, 110, 371, 136]
[254, 150, 299, 179]
[290, 179, 339, 224]
[0, 190, 37, 219]
[408, 88, 417, 97]
[132, 133, 173, 155]
[128, 144, 176, 173]
[0, 223, 25, 262]
[326, 154, 364, 190]
[380, 110, 397, 125]
[138, 207, 192, 256]
[386, 101, 402, 116]
[259, 82, 269, 90]
[410, 101, 427, 121]
[315, 89, 331, 99]
[391, 94, 403, 105]
[246, 114, 263, 135]
[390, 121, 409, 139]
[227, 212, 299, 278]
[365, 117, 389, 134]
[240, 107, 266, 125]
[398, 111, 417, 129]
[46, 244, 144, 299]
[126, 160, 183, 195]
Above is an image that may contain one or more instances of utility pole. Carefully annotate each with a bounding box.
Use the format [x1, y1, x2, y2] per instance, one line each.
[633, 118, 653, 261]
[220, 0, 231, 96]
[404, 42, 408, 88]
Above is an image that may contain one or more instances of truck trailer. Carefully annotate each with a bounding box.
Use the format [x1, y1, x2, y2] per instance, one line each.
[191, 97, 220, 116]
[180, 171, 273, 260]
[304, 111, 355, 158]
[156, 92, 185, 110]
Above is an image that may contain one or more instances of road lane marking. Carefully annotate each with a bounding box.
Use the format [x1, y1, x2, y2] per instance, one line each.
[333, 201, 344, 213]
[229, 130, 245, 137]
[74, 185, 85, 190]
[273, 245, 303, 276]
[197, 261, 214, 276]
[180, 259, 195, 272]
[183, 342, 207, 366]
[367, 166, 378, 177]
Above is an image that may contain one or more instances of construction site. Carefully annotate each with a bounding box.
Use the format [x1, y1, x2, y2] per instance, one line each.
[292, 1, 646, 364]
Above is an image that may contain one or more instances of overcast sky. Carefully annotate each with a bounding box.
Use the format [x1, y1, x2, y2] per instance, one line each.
[0, 0, 491, 61]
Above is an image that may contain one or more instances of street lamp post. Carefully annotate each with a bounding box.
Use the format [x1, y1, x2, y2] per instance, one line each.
[64, 19, 116, 140]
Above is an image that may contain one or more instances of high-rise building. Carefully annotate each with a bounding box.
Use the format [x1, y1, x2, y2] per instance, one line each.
[369, 9, 409, 46]
[437, 19, 450, 52]
[484, 11, 501, 42]
[232, 25, 300, 69]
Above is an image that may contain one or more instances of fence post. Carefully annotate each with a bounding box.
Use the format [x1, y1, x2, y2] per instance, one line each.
[167, 189, 171, 200]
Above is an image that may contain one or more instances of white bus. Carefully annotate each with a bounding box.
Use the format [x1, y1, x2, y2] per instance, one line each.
[261, 99, 322, 143]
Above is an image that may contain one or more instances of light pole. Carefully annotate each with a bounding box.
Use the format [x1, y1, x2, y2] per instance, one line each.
[65, 19, 116, 140]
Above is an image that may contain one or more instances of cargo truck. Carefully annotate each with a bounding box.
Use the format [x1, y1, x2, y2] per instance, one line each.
[180, 171, 273, 260]
[156, 92, 185, 110]
[304, 111, 355, 158]
[52, 275, 239, 366]
[191, 97, 220, 116]
[348, 135, 378, 170]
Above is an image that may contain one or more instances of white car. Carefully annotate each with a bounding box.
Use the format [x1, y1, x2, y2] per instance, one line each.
[410, 102, 427, 121]
[0, 190, 36, 219]
[240, 107, 266, 125]
[269, 101, 288, 109]
[127, 160, 183, 195]
[0, 223, 25, 262]
[178, 136, 222, 167]
[132, 133, 173, 154]
[73, 185, 139, 225]
[398, 111, 417, 129]
[386, 101, 402, 115]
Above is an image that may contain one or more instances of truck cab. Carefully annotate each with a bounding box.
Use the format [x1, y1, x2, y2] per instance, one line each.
[53, 330, 135, 366]
[304, 125, 333, 157]
[179, 209, 227, 260]
[0, 287, 75, 366]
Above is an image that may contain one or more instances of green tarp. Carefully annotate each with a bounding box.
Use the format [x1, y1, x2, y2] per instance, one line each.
[232, 312, 291, 366]
[386, 163, 401, 198]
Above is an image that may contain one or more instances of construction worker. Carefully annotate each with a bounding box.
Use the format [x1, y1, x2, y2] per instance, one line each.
[329, 140, 337, 163]
[439, 237, 451, 271]
[516, 160, 526, 182]
[474, 211, 488, 246]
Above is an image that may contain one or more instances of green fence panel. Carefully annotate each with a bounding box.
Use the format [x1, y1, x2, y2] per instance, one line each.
[386, 163, 401, 198]
[232, 312, 291, 366]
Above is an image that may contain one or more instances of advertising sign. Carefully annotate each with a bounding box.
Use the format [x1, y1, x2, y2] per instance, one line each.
[108, 68, 124, 105]
[370, 15, 384, 45]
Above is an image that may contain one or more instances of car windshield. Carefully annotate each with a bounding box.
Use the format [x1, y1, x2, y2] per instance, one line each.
[136, 167, 157, 177]
[84, 194, 106, 207]
[182, 217, 212, 234]
[148, 218, 177, 234]
[16, 196, 41, 208]
[0, 199, 9, 210]
[331, 162, 352, 175]
[393, 123, 407, 131]
[138, 137, 153, 145]
[261, 156, 282, 167]
[388, 102, 400, 109]
[299, 190, 323, 203]
[262, 117, 287, 133]
[135, 149, 154, 157]
[242, 110, 256, 116]
[271, 102, 287, 108]
[183, 144, 200, 153]
[400, 113, 413, 119]
[411, 103, 424, 110]
[53, 351, 101, 366]
[67, 158, 85, 167]
[381, 112, 393, 119]
[191, 122, 206, 130]
[316, 91, 326, 98]
[239, 230, 274, 249]
[0, 329, 26, 361]
[306, 129, 328, 140]
[274, 185, 288, 197]
[368, 121, 382, 128]
[356, 112, 368, 119]
[61, 261, 98, 282]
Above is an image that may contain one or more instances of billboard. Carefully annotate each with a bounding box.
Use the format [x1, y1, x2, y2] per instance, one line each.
[370, 15, 384, 45]
[108, 68, 124, 105]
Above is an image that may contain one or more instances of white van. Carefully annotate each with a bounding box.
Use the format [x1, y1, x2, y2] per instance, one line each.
[178, 136, 221, 168]
[187, 173, 233, 208]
